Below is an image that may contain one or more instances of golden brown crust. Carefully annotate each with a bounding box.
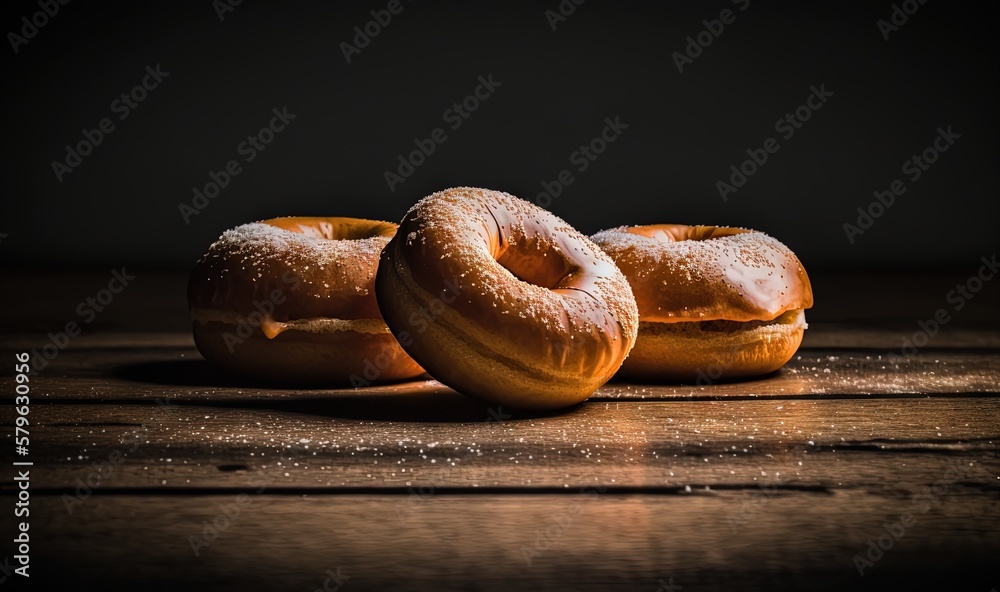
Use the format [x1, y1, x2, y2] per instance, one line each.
[376, 187, 639, 409]
[620, 310, 806, 381]
[188, 217, 396, 320]
[188, 216, 423, 384]
[192, 321, 423, 384]
[591, 224, 813, 323]
[591, 224, 813, 380]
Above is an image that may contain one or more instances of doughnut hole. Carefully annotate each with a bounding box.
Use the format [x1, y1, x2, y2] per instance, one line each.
[625, 224, 748, 243]
[264, 217, 397, 241]
[377, 187, 638, 409]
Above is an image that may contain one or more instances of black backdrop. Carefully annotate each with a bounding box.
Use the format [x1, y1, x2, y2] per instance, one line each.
[2, 0, 997, 270]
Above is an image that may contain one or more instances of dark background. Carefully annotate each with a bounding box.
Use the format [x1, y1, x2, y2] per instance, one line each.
[1, 0, 997, 271]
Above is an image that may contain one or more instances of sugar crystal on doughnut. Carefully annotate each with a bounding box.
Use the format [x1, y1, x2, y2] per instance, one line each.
[376, 187, 638, 409]
[188, 217, 424, 384]
[591, 223, 813, 381]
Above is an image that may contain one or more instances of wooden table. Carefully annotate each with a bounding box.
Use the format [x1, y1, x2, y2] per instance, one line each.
[2, 270, 998, 591]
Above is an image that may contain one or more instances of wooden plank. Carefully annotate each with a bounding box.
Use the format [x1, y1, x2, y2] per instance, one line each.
[597, 349, 1000, 399]
[24, 490, 1000, 591]
[2, 270, 996, 591]
[9, 399, 998, 490]
[2, 340, 998, 404]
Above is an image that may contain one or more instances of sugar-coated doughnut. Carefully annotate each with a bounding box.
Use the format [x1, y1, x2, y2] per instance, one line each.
[376, 187, 639, 409]
[188, 217, 424, 384]
[591, 224, 813, 381]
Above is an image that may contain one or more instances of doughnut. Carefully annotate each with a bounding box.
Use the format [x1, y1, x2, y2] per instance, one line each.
[375, 187, 639, 410]
[188, 217, 424, 384]
[591, 224, 813, 381]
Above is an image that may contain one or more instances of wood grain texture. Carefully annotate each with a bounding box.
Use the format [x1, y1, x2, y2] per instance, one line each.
[1, 269, 998, 591]
[7, 399, 999, 491]
[26, 492, 1000, 592]
[2, 338, 998, 405]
